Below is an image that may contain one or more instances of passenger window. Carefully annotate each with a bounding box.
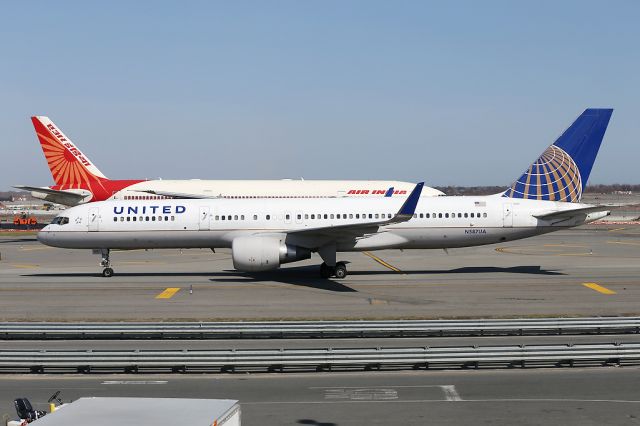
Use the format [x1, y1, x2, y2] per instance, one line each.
[241, 215, 245, 220]
[286, 214, 290, 220]
[234, 215, 238, 220]
[426, 213, 430, 218]
[305, 214, 309, 219]
[337, 214, 341, 219]
[120, 217, 124, 222]
[133, 217, 137, 222]
[297, 214, 302, 220]
[375, 214, 379, 219]
[228, 215, 232, 221]
[413, 214, 417, 218]
[464, 213, 468, 218]
[445, 213, 449, 218]
[215, 216, 219, 220]
[311, 214, 315, 219]
[171, 216, 175, 221]
[222, 216, 226, 221]
[470, 213, 474, 218]
[126, 217, 131, 222]
[369, 214, 373, 219]
[152, 216, 156, 221]
[349, 214, 353, 219]
[253, 215, 258, 220]
[458, 213, 462, 218]
[113, 217, 117, 222]
[158, 216, 163, 221]
[330, 214, 334, 219]
[266, 215, 270, 220]
[356, 214, 360, 219]
[324, 214, 328, 219]
[483, 213, 487, 218]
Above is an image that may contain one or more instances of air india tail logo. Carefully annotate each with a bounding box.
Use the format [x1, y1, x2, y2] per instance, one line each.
[503, 145, 582, 202]
[37, 123, 101, 186]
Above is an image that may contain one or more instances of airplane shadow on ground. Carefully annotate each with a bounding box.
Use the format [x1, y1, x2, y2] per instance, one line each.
[24, 265, 564, 293]
[209, 265, 359, 293]
[349, 265, 566, 276]
[0, 238, 39, 244]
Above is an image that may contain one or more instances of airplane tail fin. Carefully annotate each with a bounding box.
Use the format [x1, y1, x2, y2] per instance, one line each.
[31, 116, 108, 187]
[502, 108, 613, 203]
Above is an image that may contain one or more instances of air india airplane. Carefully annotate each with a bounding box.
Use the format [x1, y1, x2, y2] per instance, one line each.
[39, 109, 613, 278]
[15, 117, 444, 206]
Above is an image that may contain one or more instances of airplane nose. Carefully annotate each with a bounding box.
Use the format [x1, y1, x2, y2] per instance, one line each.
[37, 227, 54, 246]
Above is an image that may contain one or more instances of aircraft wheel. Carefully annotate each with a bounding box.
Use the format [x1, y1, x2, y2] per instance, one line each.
[102, 268, 114, 278]
[334, 262, 347, 279]
[320, 263, 332, 279]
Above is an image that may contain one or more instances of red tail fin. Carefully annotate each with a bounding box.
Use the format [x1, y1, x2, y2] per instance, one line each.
[31, 116, 108, 187]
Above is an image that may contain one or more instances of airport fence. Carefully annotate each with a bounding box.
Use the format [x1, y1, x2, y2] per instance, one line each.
[1, 317, 640, 340]
[0, 343, 638, 373]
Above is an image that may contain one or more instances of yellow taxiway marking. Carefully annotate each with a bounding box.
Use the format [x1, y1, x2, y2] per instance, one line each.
[362, 252, 403, 273]
[9, 263, 39, 269]
[607, 241, 640, 246]
[155, 287, 181, 299]
[582, 283, 616, 295]
[19, 246, 53, 251]
[609, 227, 627, 232]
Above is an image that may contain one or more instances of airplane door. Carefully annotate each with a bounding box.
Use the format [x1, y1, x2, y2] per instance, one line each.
[88, 207, 99, 232]
[503, 203, 513, 228]
[199, 206, 210, 230]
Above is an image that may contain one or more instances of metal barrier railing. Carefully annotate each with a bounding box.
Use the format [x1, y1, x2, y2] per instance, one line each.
[0, 343, 637, 373]
[1, 317, 639, 340]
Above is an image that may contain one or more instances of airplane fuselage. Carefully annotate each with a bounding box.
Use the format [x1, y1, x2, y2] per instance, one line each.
[38, 195, 607, 252]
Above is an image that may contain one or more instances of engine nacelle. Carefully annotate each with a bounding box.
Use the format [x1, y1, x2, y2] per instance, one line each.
[232, 236, 311, 272]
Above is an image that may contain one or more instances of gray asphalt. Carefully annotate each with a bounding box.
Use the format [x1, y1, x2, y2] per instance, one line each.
[0, 224, 639, 320]
[2, 368, 640, 425]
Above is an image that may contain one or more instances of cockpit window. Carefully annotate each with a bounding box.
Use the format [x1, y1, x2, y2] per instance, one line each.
[51, 216, 69, 225]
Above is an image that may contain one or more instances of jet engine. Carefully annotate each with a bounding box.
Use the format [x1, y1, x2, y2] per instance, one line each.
[232, 236, 311, 272]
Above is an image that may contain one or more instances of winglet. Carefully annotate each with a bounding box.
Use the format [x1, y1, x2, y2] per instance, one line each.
[396, 182, 423, 218]
[384, 187, 394, 197]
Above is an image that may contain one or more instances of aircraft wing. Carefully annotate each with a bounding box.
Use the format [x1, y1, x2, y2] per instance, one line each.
[533, 205, 613, 220]
[13, 185, 89, 205]
[138, 189, 220, 199]
[269, 183, 423, 247]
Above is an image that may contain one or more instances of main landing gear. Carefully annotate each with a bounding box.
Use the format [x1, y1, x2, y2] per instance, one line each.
[97, 249, 114, 277]
[320, 261, 347, 279]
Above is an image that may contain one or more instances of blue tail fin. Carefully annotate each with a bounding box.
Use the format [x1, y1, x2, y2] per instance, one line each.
[503, 108, 613, 202]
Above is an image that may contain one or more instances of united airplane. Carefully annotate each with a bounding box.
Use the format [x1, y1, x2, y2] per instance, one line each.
[38, 109, 613, 278]
[15, 116, 443, 206]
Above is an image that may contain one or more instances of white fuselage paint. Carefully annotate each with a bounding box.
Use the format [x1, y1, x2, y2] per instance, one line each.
[38, 195, 608, 252]
[110, 180, 445, 200]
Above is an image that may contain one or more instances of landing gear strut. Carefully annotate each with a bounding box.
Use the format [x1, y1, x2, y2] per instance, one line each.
[319, 261, 347, 279]
[98, 249, 114, 277]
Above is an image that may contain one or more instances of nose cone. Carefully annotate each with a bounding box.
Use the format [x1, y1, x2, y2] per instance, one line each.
[37, 226, 55, 247]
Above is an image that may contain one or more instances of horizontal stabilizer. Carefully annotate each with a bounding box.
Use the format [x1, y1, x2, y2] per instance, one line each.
[13, 185, 92, 206]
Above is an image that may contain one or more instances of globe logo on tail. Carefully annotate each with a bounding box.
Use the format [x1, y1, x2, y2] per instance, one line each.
[503, 145, 582, 202]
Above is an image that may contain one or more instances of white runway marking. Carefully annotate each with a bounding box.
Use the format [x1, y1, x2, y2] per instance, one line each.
[102, 380, 168, 385]
[441, 385, 462, 401]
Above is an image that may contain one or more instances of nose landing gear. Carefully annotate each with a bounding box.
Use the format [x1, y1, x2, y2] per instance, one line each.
[96, 249, 114, 277]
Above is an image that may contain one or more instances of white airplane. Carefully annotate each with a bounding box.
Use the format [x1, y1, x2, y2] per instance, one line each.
[15, 116, 444, 206]
[38, 109, 614, 278]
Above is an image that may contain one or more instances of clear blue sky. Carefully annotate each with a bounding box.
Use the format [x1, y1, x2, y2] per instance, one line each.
[1, 0, 638, 191]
